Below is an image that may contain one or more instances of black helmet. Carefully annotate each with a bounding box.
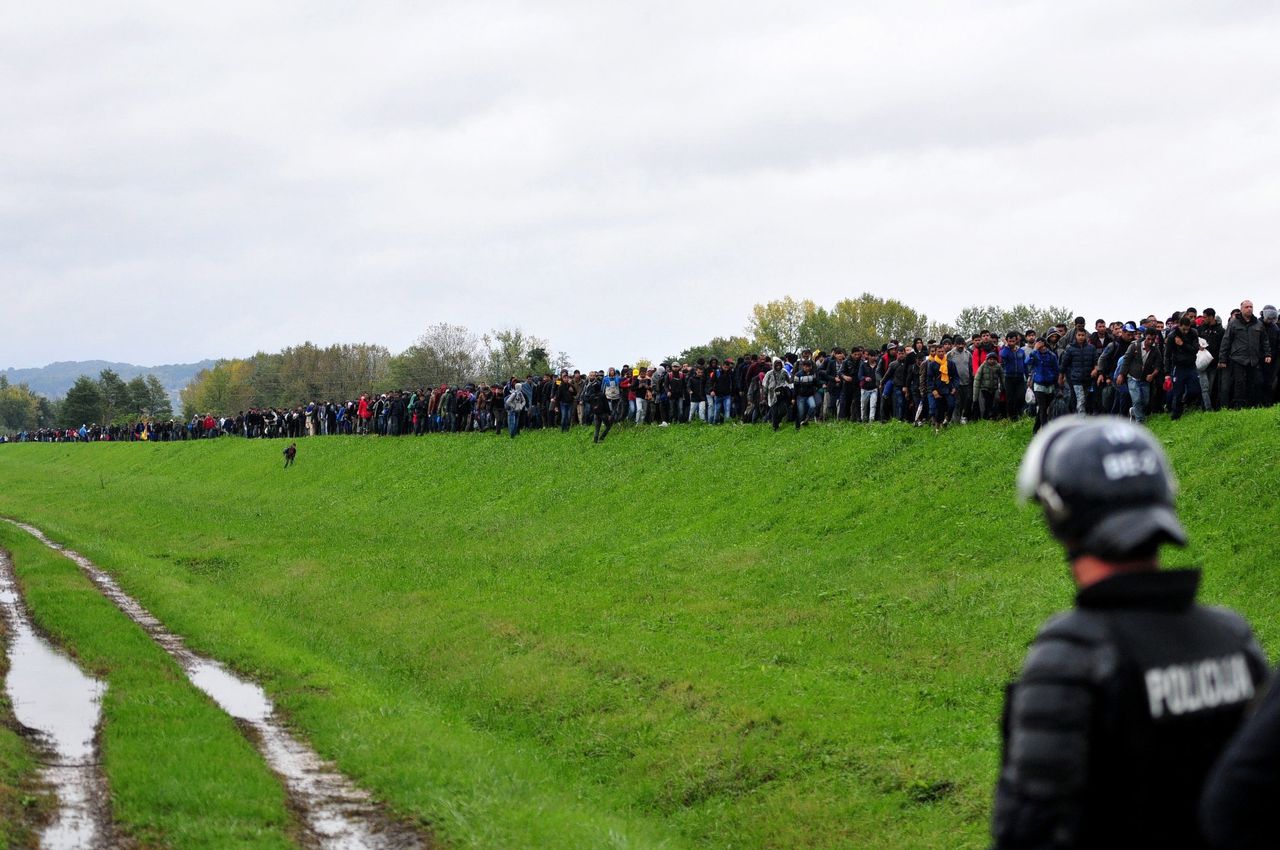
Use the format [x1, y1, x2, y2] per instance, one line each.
[1017, 417, 1187, 558]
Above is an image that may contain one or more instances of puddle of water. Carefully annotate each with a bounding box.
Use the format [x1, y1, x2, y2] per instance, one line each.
[0, 551, 108, 850]
[8, 520, 425, 850]
[189, 660, 273, 722]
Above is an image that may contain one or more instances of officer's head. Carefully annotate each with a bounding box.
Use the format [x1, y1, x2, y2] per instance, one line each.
[1017, 417, 1187, 562]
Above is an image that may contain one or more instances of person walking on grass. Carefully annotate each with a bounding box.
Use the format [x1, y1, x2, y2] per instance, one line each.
[924, 342, 953, 433]
[1218, 300, 1271, 409]
[763, 357, 793, 431]
[974, 347, 1003, 420]
[793, 358, 819, 427]
[502, 377, 526, 438]
[999, 331, 1028, 421]
[1027, 337, 1060, 432]
[1120, 327, 1161, 424]
[1165, 314, 1202, 421]
[584, 373, 615, 443]
[1059, 327, 1099, 416]
[992, 417, 1267, 850]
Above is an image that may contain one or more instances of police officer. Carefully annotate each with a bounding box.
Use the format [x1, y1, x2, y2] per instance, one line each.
[1200, 664, 1280, 846]
[992, 417, 1268, 849]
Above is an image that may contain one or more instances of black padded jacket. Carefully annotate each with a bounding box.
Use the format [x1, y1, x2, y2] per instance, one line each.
[992, 570, 1268, 850]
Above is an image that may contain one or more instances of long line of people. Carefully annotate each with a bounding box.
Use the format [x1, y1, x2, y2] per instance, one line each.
[10, 301, 1276, 444]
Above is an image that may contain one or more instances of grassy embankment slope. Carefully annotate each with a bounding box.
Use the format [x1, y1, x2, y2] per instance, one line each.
[0, 410, 1275, 849]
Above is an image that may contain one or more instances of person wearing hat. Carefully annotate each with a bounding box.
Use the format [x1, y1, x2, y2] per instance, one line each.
[992, 417, 1267, 850]
[1053, 323, 1071, 353]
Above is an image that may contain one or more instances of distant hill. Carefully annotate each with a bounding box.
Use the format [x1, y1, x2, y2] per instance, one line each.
[1, 359, 217, 402]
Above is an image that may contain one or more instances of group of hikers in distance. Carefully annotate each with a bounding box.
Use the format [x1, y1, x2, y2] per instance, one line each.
[8, 300, 1277, 443]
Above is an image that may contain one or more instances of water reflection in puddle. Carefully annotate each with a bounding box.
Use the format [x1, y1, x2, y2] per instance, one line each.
[0, 552, 108, 850]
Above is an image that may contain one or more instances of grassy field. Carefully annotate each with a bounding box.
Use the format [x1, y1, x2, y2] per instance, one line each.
[0, 409, 1276, 848]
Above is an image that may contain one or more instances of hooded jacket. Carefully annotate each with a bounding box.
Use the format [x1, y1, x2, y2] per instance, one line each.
[1028, 348, 1060, 387]
[763, 362, 793, 407]
[1164, 326, 1201, 371]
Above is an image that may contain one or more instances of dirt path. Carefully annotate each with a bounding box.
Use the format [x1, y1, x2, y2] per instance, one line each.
[8, 520, 428, 850]
[0, 549, 111, 850]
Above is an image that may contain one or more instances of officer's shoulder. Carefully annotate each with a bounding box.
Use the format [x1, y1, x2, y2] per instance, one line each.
[1035, 608, 1110, 645]
[1021, 610, 1115, 682]
[1196, 604, 1257, 639]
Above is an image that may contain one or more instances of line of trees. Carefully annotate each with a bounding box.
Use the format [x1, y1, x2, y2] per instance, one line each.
[0, 377, 56, 433]
[673, 294, 1072, 362]
[0, 369, 176, 431]
[61, 370, 174, 428]
[179, 325, 570, 418]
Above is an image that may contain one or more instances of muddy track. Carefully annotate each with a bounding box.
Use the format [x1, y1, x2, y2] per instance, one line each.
[0, 549, 111, 850]
[7, 520, 429, 850]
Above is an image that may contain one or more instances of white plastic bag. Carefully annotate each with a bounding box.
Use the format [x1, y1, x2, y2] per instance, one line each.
[1024, 386, 1035, 404]
[1195, 345, 1212, 371]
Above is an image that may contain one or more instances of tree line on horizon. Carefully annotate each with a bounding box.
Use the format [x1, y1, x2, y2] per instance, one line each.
[0, 370, 174, 432]
[1, 295, 1069, 430]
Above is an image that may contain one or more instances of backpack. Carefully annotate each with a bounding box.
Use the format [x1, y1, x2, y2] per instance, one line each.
[1047, 390, 1070, 421]
[505, 389, 526, 411]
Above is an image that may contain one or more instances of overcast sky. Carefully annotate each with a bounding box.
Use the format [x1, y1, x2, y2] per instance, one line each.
[3, 1, 1278, 370]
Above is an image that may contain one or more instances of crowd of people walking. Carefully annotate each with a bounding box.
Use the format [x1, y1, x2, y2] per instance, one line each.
[9, 301, 1276, 444]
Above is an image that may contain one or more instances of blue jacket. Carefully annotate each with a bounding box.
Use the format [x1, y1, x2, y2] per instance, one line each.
[999, 345, 1027, 378]
[1028, 349, 1060, 386]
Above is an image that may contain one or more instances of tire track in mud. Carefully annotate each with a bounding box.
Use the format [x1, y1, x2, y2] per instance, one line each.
[7, 520, 428, 850]
[0, 549, 110, 850]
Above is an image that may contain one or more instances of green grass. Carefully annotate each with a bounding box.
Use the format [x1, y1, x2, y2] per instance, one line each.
[0, 526, 296, 849]
[0, 409, 1276, 848]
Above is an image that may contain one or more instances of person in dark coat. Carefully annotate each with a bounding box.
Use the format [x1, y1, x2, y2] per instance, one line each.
[583, 374, 614, 443]
[1217, 300, 1272, 408]
[1164, 315, 1202, 421]
[1059, 327, 1100, 415]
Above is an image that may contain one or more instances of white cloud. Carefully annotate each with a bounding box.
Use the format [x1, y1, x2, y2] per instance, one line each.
[3, 0, 1279, 370]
